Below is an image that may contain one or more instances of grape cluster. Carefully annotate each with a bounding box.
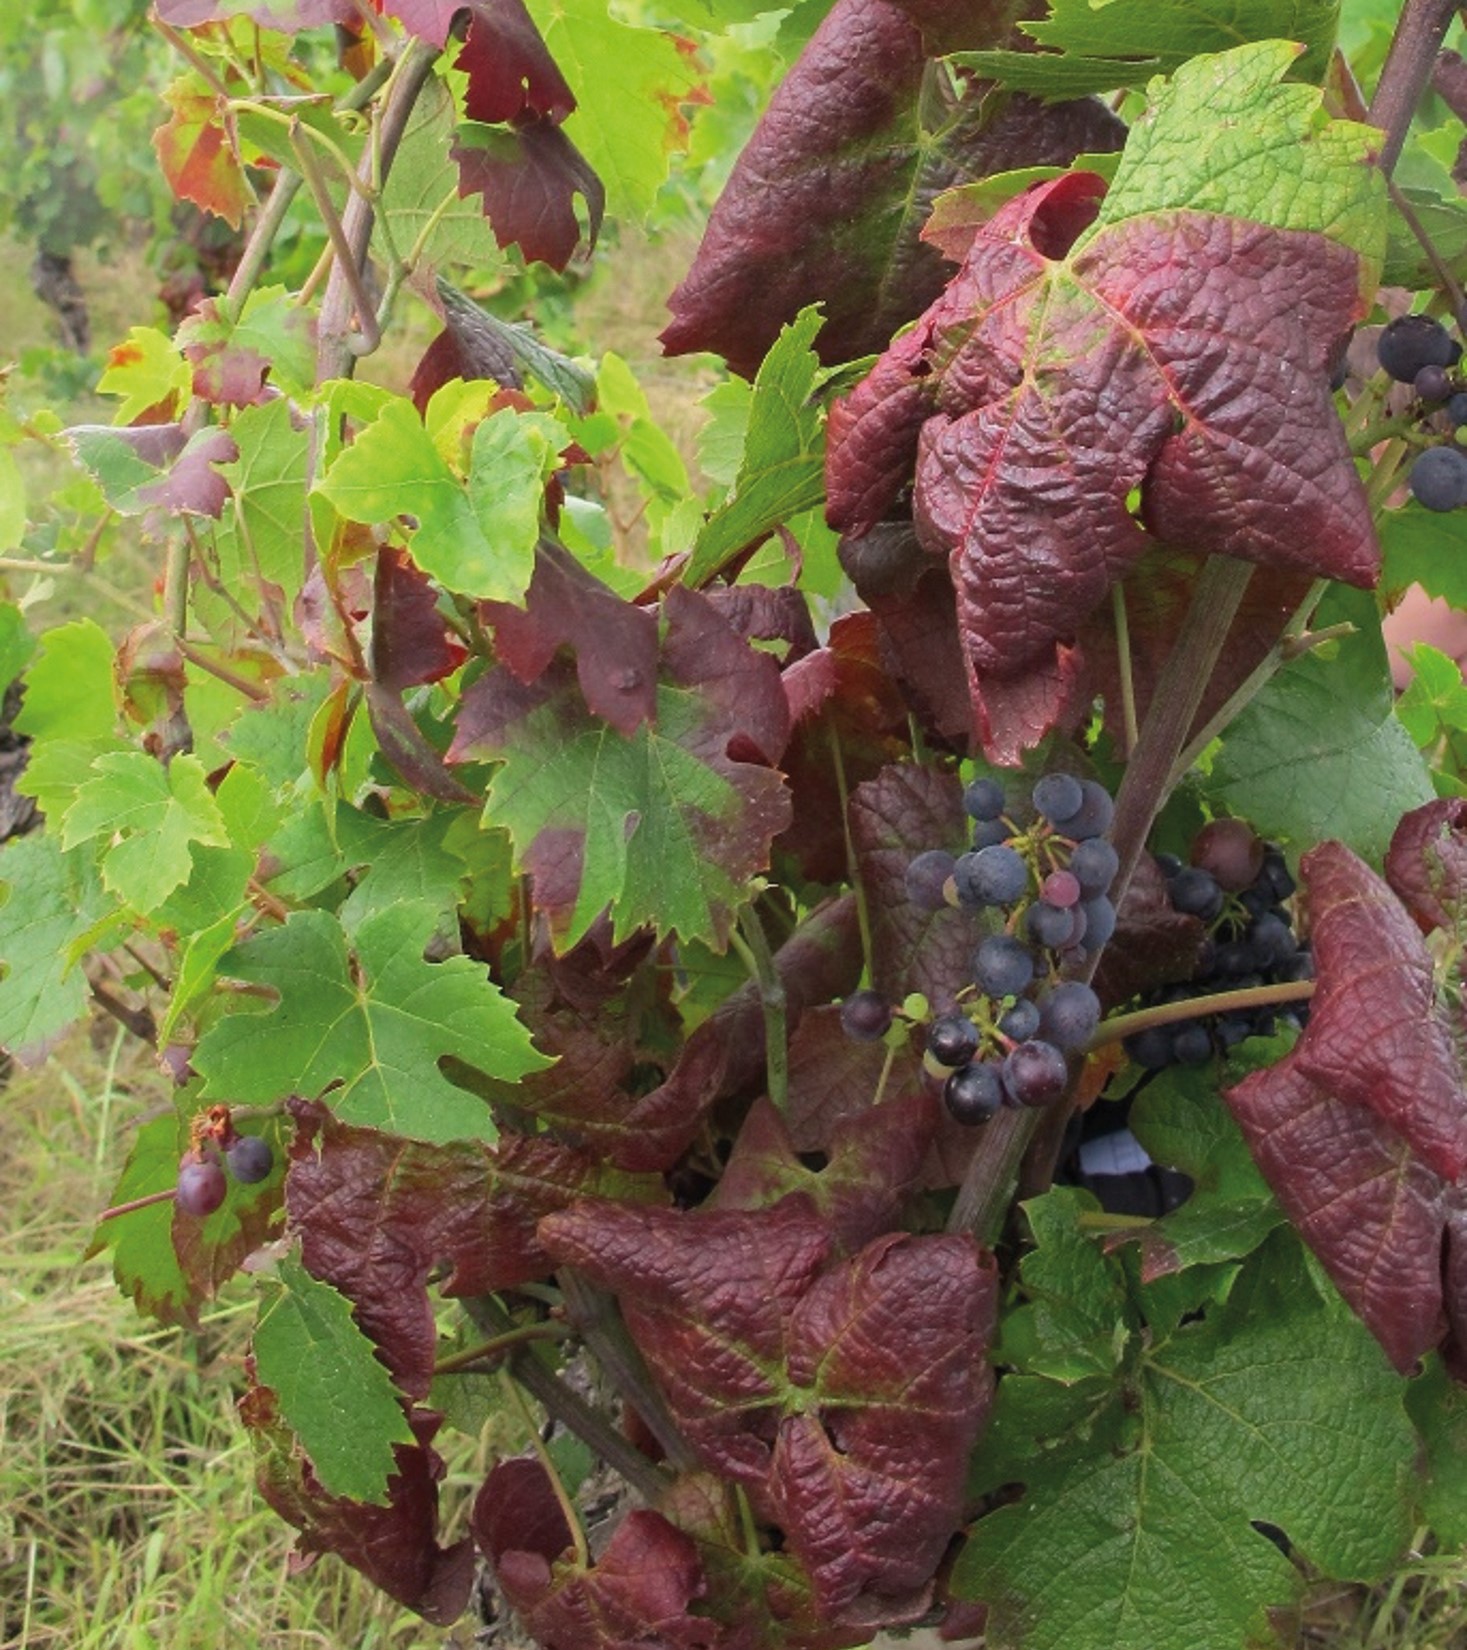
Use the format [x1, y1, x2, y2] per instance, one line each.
[892, 772, 1119, 1125]
[175, 1126, 275, 1217]
[1375, 314, 1467, 512]
[1124, 820, 1311, 1072]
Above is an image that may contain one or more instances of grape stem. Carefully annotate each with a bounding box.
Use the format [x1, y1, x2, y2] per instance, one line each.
[430, 1321, 571, 1376]
[1087, 979, 1317, 1052]
[729, 906, 789, 1115]
[1367, 0, 1462, 179]
[96, 1186, 177, 1222]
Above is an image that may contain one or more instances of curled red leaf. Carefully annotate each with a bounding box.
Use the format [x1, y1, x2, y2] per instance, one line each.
[1385, 798, 1467, 936]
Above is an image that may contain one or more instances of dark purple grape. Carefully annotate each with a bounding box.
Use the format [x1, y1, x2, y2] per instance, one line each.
[999, 997, 1041, 1041]
[1038, 982, 1101, 1051]
[963, 777, 1007, 821]
[1169, 866, 1224, 921]
[1128, 1025, 1176, 1070]
[840, 990, 892, 1042]
[928, 1013, 980, 1068]
[972, 935, 1035, 999]
[1416, 364, 1451, 402]
[1027, 899, 1081, 949]
[1042, 869, 1081, 909]
[1080, 894, 1117, 950]
[1248, 912, 1295, 968]
[1409, 445, 1467, 512]
[226, 1134, 274, 1184]
[965, 844, 1030, 907]
[1032, 772, 1083, 825]
[1172, 1024, 1214, 1065]
[1378, 314, 1456, 382]
[1447, 392, 1467, 426]
[905, 849, 956, 912]
[177, 1157, 227, 1217]
[971, 818, 1014, 850]
[1002, 1039, 1069, 1107]
[944, 1062, 1004, 1125]
[1190, 818, 1263, 893]
[1258, 848, 1295, 902]
[1069, 838, 1118, 897]
[1062, 780, 1115, 841]
[1153, 851, 1184, 879]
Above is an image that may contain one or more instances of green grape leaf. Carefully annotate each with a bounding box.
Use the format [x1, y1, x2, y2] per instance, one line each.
[223, 670, 333, 789]
[62, 751, 231, 913]
[1405, 1356, 1467, 1545]
[0, 603, 35, 697]
[336, 808, 472, 935]
[193, 903, 549, 1143]
[1381, 499, 1467, 609]
[15, 618, 119, 746]
[1205, 587, 1434, 861]
[88, 1111, 192, 1324]
[957, 1210, 1418, 1650]
[316, 398, 558, 603]
[253, 1253, 415, 1505]
[525, 0, 699, 216]
[97, 326, 192, 423]
[0, 833, 104, 1052]
[687, 307, 827, 587]
[213, 397, 310, 609]
[959, 0, 1340, 98]
[450, 585, 792, 950]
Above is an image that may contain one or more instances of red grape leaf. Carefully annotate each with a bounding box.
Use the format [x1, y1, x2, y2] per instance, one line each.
[370, 548, 467, 690]
[471, 1455, 574, 1572]
[1091, 851, 1204, 1009]
[826, 162, 1378, 759]
[496, 1504, 717, 1649]
[380, 0, 474, 45]
[712, 1090, 938, 1253]
[452, 119, 604, 271]
[284, 1099, 663, 1399]
[785, 1006, 921, 1155]
[479, 541, 658, 737]
[449, 585, 791, 950]
[241, 1388, 474, 1625]
[1385, 798, 1467, 936]
[849, 763, 973, 1013]
[538, 1202, 997, 1612]
[154, 82, 251, 228]
[456, 0, 574, 125]
[661, 0, 1122, 376]
[1289, 842, 1467, 1179]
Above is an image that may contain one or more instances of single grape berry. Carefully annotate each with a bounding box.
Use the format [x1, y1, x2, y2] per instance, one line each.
[177, 1156, 227, 1217]
[1080, 894, 1117, 950]
[840, 990, 892, 1042]
[1447, 392, 1467, 427]
[1409, 445, 1467, 513]
[1062, 780, 1115, 841]
[226, 1134, 274, 1185]
[972, 934, 1036, 999]
[998, 997, 1041, 1042]
[1032, 772, 1084, 826]
[963, 776, 1007, 822]
[944, 1062, 1004, 1126]
[966, 843, 1030, 907]
[1416, 364, 1451, 403]
[1041, 869, 1082, 909]
[1377, 313, 1456, 382]
[1038, 982, 1102, 1052]
[905, 849, 956, 912]
[1128, 1025, 1176, 1070]
[927, 1013, 980, 1068]
[1172, 1024, 1214, 1065]
[1153, 851, 1183, 879]
[1190, 818, 1263, 894]
[1169, 866, 1224, 921]
[1069, 837, 1119, 897]
[1002, 1039, 1069, 1107]
[971, 818, 1014, 850]
[1027, 899, 1081, 949]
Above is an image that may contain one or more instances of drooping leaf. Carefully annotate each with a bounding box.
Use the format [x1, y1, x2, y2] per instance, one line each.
[956, 1207, 1417, 1650]
[663, 0, 1125, 377]
[450, 585, 791, 950]
[284, 1098, 662, 1400]
[452, 119, 605, 270]
[242, 1387, 475, 1625]
[685, 308, 829, 587]
[539, 1201, 997, 1613]
[1384, 796, 1467, 935]
[253, 1254, 417, 1504]
[1205, 588, 1434, 862]
[457, 0, 574, 125]
[370, 549, 467, 691]
[62, 751, 231, 913]
[958, 0, 1340, 98]
[193, 903, 549, 1143]
[65, 424, 236, 521]
[825, 43, 1384, 760]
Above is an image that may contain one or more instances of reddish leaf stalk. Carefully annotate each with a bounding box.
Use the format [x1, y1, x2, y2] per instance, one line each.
[96, 1185, 177, 1222]
[1367, 0, 1463, 176]
[430, 1322, 570, 1376]
[729, 906, 789, 1114]
[1088, 979, 1317, 1052]
[290, 117, 381, 357]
